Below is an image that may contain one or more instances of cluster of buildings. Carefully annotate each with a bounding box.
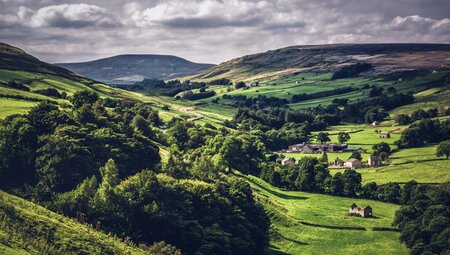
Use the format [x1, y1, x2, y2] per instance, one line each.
[332, 155, 382, 169]
[278, 155, 382, 169]
[286, 143, 362, 154]
[278, 143, 385, 169]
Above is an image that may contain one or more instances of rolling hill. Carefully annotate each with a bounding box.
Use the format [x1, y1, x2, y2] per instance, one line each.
[186, 43, 450, 82]
[57, 55, 215, 84]
[0, 43, 95, 84]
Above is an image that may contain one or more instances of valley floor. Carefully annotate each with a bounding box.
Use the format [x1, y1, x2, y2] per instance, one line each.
[237, 174, 408, 255]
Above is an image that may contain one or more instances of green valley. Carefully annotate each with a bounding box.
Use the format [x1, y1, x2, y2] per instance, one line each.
[0, 41, 449, 255]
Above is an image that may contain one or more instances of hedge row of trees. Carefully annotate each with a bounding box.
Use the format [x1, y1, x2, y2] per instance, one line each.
[395, 108, 441, 125]
[259, 157, 411, 203]
[396, 119, 450, 148]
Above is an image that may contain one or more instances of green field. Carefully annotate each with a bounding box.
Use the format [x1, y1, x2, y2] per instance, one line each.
[0, 190, 147, 255]
[0, 69, 232, 126]
[390, 85, 450, 117]
[237, 174, 407, 255]
[336, 145, 450, 185]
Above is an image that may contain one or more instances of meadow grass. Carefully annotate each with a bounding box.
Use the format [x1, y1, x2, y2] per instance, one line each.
[332, 145, 450, 185]
[0, 98, 38, 118]
[237, 174, 407, 255]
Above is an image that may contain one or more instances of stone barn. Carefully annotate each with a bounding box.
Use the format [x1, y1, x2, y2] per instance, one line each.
[349, 204, 372, 217]
[379, 132, 390, 138]
[345, 158, 362, 169]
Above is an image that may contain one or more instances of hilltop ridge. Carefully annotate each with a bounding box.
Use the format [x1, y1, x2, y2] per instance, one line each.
[187, 43, 450, 82]
[57, 54, 215, 84]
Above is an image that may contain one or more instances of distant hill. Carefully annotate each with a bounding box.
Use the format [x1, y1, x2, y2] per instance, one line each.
[187, 43, 450, 82]
[57, 55, 215, 84]
[0, 43, 144, 118]
[0, 43, 95, 84]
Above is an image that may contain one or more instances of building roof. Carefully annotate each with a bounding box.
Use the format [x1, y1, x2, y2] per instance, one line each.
[335, 157, 344, 162]
[347, 158, 360, 163]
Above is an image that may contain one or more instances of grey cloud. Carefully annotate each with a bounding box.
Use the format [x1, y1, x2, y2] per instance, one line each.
[0, 0, 449, 64]
[2, 3, 120, 28]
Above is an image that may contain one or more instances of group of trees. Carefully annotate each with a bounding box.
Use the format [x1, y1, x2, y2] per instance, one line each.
[259, 157, 408, 202]
[396, 119, 450, 148]
[395, 108, 440, 125]
[54, 159, 269, 255]
[116, 79, 208, 97]
[179, 90, 216, 100]
[393, 182, 449, 254]
[0, 90, 270, 254]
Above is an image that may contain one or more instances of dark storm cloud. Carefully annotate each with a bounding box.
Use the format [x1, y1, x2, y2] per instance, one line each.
[0, 0, 449, 64]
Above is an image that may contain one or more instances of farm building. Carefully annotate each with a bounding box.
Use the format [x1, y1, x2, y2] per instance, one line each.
[333, 157, 345, 167]
[281, 158, 295, 166]
[379, 132, 390, 138]
[287, 143, 349, 153]
[368, 155, 382, 167]
[349, 204, 372, 218]
[345, 158, 362, 169]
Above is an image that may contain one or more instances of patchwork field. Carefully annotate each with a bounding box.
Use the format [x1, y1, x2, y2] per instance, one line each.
[237, 174, 407, 255]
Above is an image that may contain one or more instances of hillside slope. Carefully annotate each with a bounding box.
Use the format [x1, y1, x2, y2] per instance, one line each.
[0, 190, 148, 255]
[236, 173, 407, 255]
[0, 43, 95, 84]
[188, 43, 450, 82]
[58, 55, 215, 84]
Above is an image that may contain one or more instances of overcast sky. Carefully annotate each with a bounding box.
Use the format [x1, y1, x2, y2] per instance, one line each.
[1, 0, 449, 64]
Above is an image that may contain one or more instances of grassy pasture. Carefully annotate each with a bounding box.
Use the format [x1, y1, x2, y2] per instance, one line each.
[237, 174, 407, 255]
[0, 98, 38, 118]
[389, 85, 450, 117]
[333, 145, 450, 185]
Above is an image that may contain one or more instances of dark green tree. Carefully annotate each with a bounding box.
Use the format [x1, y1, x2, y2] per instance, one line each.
[316, 132, 330, 144]
[436, 140, 450, 159]
[70, 90, 99, 108]
[338, 132, 350, 144]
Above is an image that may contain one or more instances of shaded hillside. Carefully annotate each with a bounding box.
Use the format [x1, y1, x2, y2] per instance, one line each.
[0, 190, 149, 255]
[188, 43, 450, 82]
[0, 43, 95, 84]
[58, 55, 215, 84]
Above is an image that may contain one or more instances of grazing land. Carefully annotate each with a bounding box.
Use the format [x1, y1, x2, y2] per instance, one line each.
[238, 174, 408, 255]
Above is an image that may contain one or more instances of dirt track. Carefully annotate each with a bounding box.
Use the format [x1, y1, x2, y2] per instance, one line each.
[179, 107, 204, 122]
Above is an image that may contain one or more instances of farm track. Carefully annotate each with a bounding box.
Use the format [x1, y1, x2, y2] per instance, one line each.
[179, 107, 204, 122]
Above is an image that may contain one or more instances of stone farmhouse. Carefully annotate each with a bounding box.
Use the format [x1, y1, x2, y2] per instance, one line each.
[349, 204, 372, 217]
[368, 155, 382, 167]
[345, 158, 362, 169]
